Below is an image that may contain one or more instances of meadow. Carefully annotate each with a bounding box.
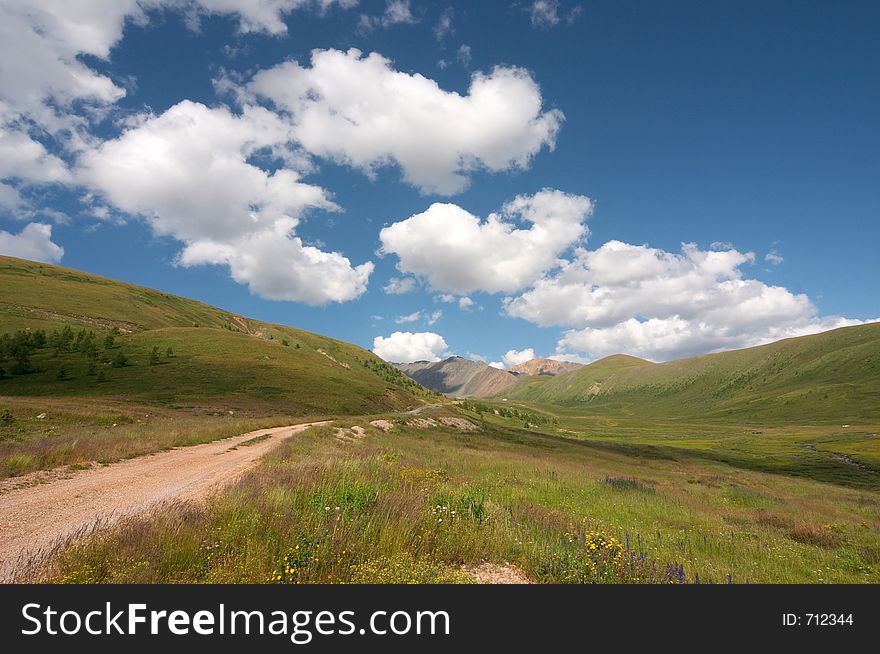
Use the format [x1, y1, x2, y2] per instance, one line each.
[29, 406, 880, 584]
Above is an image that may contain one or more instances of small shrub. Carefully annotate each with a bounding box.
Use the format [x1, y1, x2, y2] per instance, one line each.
[56, 366, 69, 381]
[270, 541, 319, 583]
[309, 480, 377, 515]
[149, 346, 160, 365]
[788, 524, 840, 549]
[753, 510, 792, 530]
[111, 352, 128, 368]
[1, 409, 13, 425]
[431, 486, 486, 523]
[165, 346, 174, 358]
[281, 339, 290, 347]
[10, 356, 31, 375]
[601, 476, 654, 493]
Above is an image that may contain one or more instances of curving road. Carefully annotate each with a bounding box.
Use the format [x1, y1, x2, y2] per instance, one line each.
[0, 420, 328, 581]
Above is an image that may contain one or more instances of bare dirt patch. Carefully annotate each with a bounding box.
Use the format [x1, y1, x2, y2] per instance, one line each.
[462, 562, 532, 584]
[334, 425, 367, 443]
[407, 418, 438, 429]
[369, 419, 394, 431]
[439, 417, 479, 431]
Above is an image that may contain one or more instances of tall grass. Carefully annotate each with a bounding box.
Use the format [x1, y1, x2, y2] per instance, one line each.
[29, 416, 880, 584]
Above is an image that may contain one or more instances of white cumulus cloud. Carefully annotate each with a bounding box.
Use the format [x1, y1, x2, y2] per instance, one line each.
[78, 100, 372, 304]
[0, 222, 64, 263]
[379, 189, 592, 294]
[504, 239, 874, 361]
[372, 331, 449, 362]
[0, 0, 359, 220]
[502, 347, 536, 367]
[247, 49, 564, 194]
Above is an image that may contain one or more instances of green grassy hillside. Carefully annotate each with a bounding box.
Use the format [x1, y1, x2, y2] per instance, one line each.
[501, 324, 880, 423]
[0, 256, 433, 477]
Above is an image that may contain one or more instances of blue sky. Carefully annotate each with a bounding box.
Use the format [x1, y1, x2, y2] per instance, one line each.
[1, 0, 877, 365]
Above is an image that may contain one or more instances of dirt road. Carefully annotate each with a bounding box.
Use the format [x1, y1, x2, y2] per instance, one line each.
[0, 421, 327, 581]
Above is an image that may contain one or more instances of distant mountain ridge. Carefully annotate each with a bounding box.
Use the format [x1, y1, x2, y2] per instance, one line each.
[394, 356, 583, 397]
[394, 356, 519, 397]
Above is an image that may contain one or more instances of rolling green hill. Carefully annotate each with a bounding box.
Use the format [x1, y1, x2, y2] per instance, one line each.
[501, 324, 880, 423]
[0, 256, 435, 477]
[0, 255, 430, 415]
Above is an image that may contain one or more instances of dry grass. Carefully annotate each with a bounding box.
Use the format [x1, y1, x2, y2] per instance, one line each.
[787, 523, 841, 549]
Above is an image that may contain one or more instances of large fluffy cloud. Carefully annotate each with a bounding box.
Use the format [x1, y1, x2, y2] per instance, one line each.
[372, 331, 449, 363]
[78, 100, 372, 304]
[0, 0, 358, 214]
[247, 49, 564, 194]
[0, 1, 358, 128]
[505, 240, 872, 361]
[0, 222, 64, 263]
[379, 189, 592, 294]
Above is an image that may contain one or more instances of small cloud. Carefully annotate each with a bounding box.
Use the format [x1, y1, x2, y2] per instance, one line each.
[373, 331, 449, 363]
[395, 310, 422, 324]
[456, 44, 472, 66]
[426, 309, 443, 325]
[530, 0, 560, 27]
[488, 361, 506, 369]
[467, 352, 486, 363]
[528, 1, 581, 28]
[359, 0, 419, 32]
[434, 7, 454, 42]
[384, 276, 417, 295]
[502, 347, 536, 367]
[371, 314, 384, 321]
[437, 293, 456, 303]
[0, 222, 64, 264]
[765, 250, 784, 266]
[458, 296, 475, 311]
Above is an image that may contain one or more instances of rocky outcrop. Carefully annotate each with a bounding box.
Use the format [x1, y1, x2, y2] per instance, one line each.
[509, 358, 583, 377]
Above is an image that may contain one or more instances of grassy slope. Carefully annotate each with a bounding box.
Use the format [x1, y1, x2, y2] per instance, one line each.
[501, 324, 880, 424]
[0, 256, 433, 476]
